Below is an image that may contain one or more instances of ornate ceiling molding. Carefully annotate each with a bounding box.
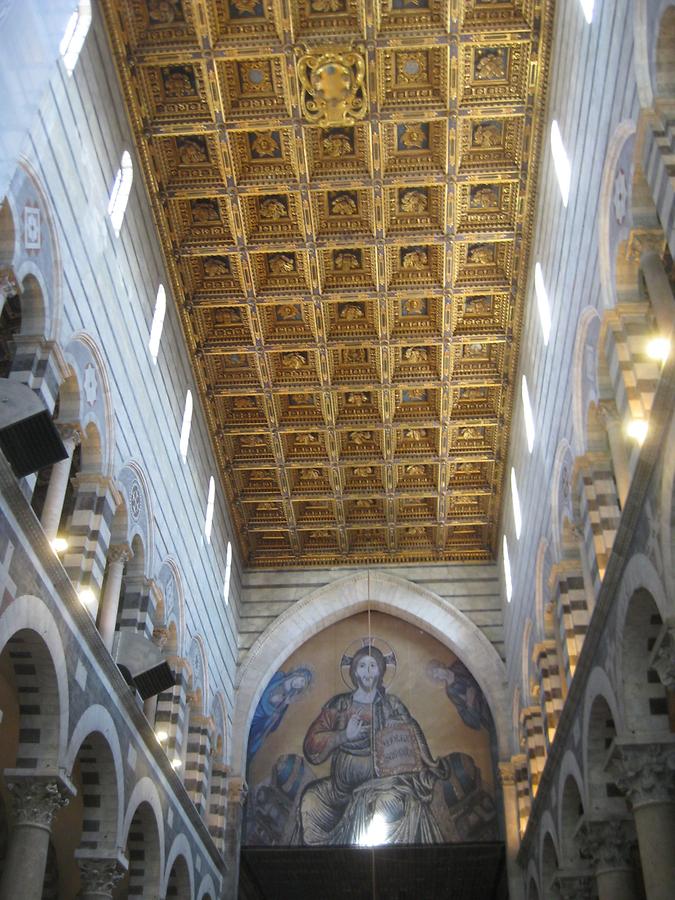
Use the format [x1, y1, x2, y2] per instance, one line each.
[102, 0, 553, 567]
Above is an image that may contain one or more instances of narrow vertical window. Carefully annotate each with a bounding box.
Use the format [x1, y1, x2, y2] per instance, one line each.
[550, 121, 571, 207]
[521, 375, 535, 453]
[223, 541, 232, 605]
[179, 390, 193, 462]
[107, 151, 133, 236]
[503, 535, 513, 603]
[205, 476, 215, 543]
[511, 467, 522, 539]
[579, 0, 594, 23]
[59, 1, 92, 75]
[534, 263, 551, 346]
[148, 284, 166, 363]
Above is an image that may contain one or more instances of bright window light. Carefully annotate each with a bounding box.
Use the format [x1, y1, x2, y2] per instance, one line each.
[550, 121, 571, 207]
[521, 376, 535, 453]
[179, 390, 193, 462]
[358, 814, 388, 847]
[59, 2, 92, 75]
[224, 541, 232, 604]
[148, 284, 167, 363]
[579, 0, 594, 23]
[534, 263, 551, 346]
[205, 476, 216, 543]
[107, 151, 133, 236]
[503, 535, 513, 603]
[511, 468, 522, 539]
[646, 336, 670, 364]
[626, 419, 648, 445]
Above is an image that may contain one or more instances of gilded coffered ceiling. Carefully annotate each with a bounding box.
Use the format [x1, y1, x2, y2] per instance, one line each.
[102, 0, 552, 567]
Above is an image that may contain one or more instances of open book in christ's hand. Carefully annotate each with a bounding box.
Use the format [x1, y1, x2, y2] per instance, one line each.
[374, 723, 424, 777]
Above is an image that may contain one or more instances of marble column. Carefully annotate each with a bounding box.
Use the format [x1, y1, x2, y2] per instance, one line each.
[0, 774, 72, 900]
[76, 852, 128, 900]
[577, 817, 639, 900]
[97, 544, 132, 652]
[222, 776, 248, 900]
[607, 739, 675, 900]
[40, 425, 81, 542]
[598, 403, 631, 507]
[142, 628, 168, 724]
[498, 761, 525, 900]
[641, 250, 675, 339]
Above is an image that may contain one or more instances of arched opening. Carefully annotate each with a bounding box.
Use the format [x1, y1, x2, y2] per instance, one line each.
[166, 854, 191, 898]
[119, 801, 161, 898]
[621, 589, 669, 735]
[18, 273, 47, 338]
[585, 694, 623, 817]
[0, 200, 15, 265]
[655, 7, 675, 104]
[70, 731, 120, 855]
[0, 625, 68, 896]
[527, 876, 540, 900]
[559, 775, 584, 865]
[540, 832, 559, 899]
[29, 373, 82, 533]
[0, 628, 61, 770]
[0, 285, 20, 378]
[115, 534, 146, 642]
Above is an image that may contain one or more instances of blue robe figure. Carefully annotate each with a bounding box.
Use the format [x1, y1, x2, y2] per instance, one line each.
[427, 659, 492, 731]
[247, 667, 312, 761]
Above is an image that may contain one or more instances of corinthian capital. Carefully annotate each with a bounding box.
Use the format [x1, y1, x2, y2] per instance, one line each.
[577, 817, 636, 871]
[5, 773, 72, 829]
[652, 630, 675, 690]
[107, 543, 133, 566]
[57, 423, 83, 448]
[227, 776, 248, 807]
[0, 267, 18, 301]
[597, 401, 620, 429]
[77, 854, 128, 893]
[606, 739, 675, 809]
[551, 871, 594, 900]
[497, 760, 516, 788]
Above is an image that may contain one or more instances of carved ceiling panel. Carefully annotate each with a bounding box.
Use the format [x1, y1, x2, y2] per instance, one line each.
[103, 0, 552, 566]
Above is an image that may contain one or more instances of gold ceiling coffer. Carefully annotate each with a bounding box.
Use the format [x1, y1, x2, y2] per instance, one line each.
[296, 45, 367, 126]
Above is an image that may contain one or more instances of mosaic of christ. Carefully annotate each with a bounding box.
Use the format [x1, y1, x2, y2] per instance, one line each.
[244, 612, 500, 847]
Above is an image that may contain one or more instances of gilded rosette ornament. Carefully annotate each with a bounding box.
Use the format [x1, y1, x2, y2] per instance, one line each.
[296, 46, 367, 126]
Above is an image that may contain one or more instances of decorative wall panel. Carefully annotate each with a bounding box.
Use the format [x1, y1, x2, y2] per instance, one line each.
[244, 611, 499, 846]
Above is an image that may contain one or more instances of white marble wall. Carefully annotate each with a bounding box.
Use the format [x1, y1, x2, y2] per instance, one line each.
[501, 0, 641, 698]
[4, 5, 242, 730]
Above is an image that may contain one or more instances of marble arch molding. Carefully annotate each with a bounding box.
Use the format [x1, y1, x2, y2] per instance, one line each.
[232, 570, 511, 774]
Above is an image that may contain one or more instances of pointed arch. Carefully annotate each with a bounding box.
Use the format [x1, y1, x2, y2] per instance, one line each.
[597, 120, 637, 309]
[14, 157, 63, 341]
[550, 439, 575, 561]
[157, 558, 186, 657]
[187, 634, 209, 714]
[571, 307, 602, 456]
[232, 571, 511, 772]
[114, 461, 155, 577]
[63, 332, 115, 478]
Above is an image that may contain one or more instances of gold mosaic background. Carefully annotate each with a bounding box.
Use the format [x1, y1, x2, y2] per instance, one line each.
[102, 0, 553, 567]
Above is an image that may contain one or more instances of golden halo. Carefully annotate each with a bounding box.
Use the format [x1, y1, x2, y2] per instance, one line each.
[340, 635, 397, 689]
